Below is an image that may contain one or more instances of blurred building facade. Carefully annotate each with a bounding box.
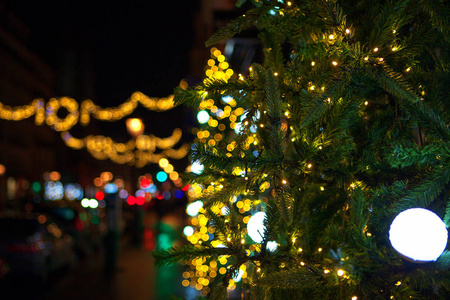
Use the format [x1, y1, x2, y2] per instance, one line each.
[0, 5, 59, 209]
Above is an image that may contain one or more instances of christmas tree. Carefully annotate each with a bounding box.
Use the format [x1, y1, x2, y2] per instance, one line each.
[153, 0, 450, 299]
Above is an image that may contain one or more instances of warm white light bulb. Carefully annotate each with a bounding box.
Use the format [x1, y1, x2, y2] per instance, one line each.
[389, 208, 448, 262]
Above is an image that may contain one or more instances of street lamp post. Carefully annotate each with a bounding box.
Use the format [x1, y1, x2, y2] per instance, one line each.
[126, 118, 144, 248]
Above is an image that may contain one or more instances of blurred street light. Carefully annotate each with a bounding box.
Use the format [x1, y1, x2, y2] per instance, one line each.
[126, 118, 145, 138]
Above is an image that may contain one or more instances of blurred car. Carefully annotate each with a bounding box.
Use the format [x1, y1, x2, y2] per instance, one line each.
[0, 213, 76, 283]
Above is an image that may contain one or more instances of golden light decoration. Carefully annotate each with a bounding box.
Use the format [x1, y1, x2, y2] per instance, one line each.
[0, 92, 176, 131]
[45, 97, 79, 131]
[61, 129, 189, 168]
[0, 89, 188, 167]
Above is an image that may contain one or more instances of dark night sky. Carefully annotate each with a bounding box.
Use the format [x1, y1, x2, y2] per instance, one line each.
[4, 1, 198, 105]
[3, 0, 200, 144]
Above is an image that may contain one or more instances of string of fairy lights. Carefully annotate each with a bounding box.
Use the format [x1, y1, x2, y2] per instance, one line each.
[0, 91, 188, 167]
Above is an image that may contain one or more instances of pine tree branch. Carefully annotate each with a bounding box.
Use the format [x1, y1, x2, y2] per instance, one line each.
[257, 268, 324, 290]
[373, 66, 421, 104]
[393, 166, 450, 211]
[206, 7, 265, 47]
[400, 100, 450, 141]
[263, 69, 285, 163]
[272, 184, 293, 227]
[173, 86, 204, 108]
[444, 201, 450, 228]
[419, 0, 450, 42]
[388, 143, 450, 168]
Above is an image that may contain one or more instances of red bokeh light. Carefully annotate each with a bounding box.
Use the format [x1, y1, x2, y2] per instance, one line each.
[156, 192, 164, 200]
[95, 191, 105, 200]
[181, 184, 189, 191]
[127, 195, 136, 205]
[140, 178, 151, 188]
[136, 196, 145, 205]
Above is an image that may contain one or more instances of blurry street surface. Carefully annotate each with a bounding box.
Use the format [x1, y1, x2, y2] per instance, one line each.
[0, 212, 199, 300]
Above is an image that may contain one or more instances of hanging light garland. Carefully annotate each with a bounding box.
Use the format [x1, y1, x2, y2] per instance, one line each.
[61, 130, 189, 168]
[0, 92, 175, 131]
[0, 91, 187, 167]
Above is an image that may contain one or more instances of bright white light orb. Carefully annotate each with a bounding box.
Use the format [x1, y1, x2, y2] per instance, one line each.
[81, 198, 90, 208]
[266, 241, 278, 252]
[183, 226, 195, 237]
[247, 212, 266, 243]
[389, 208, 448, 262]
[197, 110, 210, 124]
[222, 95, 233, 103]
[186, 200, 203, 217]
[234, 122, 244, 134]
[190, 161, 204, 175]
[221, 206, 230, 215]
[89, 199, 99, 209]
[232, 269, 245, 282]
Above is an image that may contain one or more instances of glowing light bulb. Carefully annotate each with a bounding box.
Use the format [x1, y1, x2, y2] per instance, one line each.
[389, 208, 448, 262]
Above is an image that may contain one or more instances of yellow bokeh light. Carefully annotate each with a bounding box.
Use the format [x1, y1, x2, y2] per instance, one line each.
[164, 164, 174, 173]
[169, 171, 179, 180]
[219, 61, 229, 69]
[159, 158, 169, 168]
